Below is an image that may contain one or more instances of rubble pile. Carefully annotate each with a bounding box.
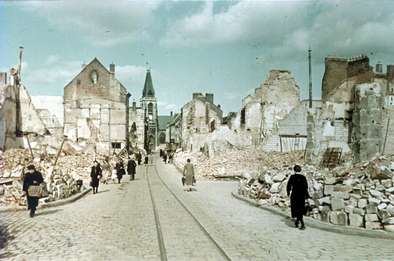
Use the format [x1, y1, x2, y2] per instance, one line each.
[238, 155, 394, 232]
[174, 148, 304, 180]
[0, 149, 117, 208]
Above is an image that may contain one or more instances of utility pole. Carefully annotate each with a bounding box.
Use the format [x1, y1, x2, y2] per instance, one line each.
[14, 46, 24, 137]
[308, 47, 312, 109]
[125, 92, 131, 156]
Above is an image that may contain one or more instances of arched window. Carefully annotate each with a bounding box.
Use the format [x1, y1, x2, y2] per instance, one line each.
[148, 103, 153, 115]
[241, 107, 246, 126]
[131, 122, 137, 132]
[210, 120, 216, 132]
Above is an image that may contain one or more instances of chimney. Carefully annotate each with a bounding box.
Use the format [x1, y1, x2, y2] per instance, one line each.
[110, 63, 115, 74]
[387, 65, 394, 82]
[205, 93, 214, 104]
[376, 63, 383, 73]
[192, 93, 203, 99]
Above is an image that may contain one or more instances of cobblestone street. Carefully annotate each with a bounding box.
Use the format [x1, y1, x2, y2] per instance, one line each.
[0, 158, 393, 260]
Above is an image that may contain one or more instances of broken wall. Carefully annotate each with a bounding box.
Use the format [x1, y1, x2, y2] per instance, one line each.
[352, 82, 384, 162]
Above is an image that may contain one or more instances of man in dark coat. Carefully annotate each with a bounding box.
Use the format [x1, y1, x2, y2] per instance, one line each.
[163, 152, 167, 164]
[115, 159, 125, 184]
[137, 152, 142, 165]
[127, 157, 137, 181]
[286, 165, 309, 230]
[23, 164, 44, 218]
[90, 161, 102, 194]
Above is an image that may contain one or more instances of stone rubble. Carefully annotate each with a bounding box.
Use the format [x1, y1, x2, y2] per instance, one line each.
[237, 154, 394, 232]
[174, 148, 304, 180]
[0, 148, 124, 209]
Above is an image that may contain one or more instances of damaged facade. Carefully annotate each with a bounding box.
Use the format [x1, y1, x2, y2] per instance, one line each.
[0, 71, 48, 151]
[63, 58, 129, 154]
[306, 55, 394, 164]
[180, 93, 223, 152]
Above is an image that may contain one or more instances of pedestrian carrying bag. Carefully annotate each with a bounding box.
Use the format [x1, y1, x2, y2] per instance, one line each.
[27, 185, 42, 198]
[40, 182, 49, 198]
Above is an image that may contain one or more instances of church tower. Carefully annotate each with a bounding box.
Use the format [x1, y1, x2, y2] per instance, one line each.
[141, 69, 158, 152]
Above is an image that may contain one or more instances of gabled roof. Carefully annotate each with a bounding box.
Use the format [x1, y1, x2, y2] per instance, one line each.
[142, 69, 155, 98]
[64, 57, 127, 93]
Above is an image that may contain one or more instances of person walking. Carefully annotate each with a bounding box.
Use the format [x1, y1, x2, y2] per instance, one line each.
[163, 152, 167, 164]
[182, 159, 195, 192]
[127, 157, 137, 181]
[90, 160, 102, 194]
[115, 159, 125, 184]
[137, 152, 142, 165]
[286, 165, 309, 230]
[22, 165, 44, 218]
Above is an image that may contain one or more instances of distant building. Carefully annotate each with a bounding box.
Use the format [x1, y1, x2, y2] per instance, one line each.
[63, 58, 129, 154]
[181, 93, 223, 151]
[158, 115, 171, 145]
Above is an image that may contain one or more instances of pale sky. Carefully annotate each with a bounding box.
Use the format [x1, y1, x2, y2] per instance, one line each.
[1, 0, 394, 115]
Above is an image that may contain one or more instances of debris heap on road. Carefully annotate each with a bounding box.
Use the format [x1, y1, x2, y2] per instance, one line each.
[238, 155, 394, 232]
[174, 148, 304, 180]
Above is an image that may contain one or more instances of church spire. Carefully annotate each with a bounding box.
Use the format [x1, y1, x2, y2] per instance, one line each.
[142, 69, 155, 98]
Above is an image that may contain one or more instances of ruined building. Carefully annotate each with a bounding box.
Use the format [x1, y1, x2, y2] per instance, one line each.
[0, 71, 48, 151]
[231, 70, 301, 149]
[181, 93, 223, 151]
[306, 55, 394, 163]
[63, 58, 129, 154]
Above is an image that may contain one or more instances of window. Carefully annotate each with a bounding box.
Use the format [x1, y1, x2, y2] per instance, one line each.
[90, 70, 98, 84]
[148, 103, 153, 115]
[210, 120, 216, 132]
[111, 142, 121, 149]
[241, 107, 246, 126]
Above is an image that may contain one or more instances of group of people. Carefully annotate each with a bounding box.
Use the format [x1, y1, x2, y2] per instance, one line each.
[159, 149, 174, 164]
[90, 155, 139, 193]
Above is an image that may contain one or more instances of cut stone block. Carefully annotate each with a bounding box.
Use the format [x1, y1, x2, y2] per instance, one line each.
[349, 213, 364, 227]
[329, 211, 348, 226]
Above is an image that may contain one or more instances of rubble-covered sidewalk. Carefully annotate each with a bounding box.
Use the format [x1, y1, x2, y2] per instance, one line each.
[237, 154, 394, 232]
[0, 148, 118, 209]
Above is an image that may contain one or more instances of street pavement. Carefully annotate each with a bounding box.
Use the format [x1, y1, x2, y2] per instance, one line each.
[0, 157, 393, 260]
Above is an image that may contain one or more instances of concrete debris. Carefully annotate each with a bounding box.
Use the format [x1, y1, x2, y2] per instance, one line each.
[237, 154, 394, 231]
[174, 148, 304, 180]
[0, 148, 124, 208]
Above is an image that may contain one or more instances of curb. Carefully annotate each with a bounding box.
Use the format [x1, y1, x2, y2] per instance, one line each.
[231, 191, 394, 240]
[0, 188, 92, 213]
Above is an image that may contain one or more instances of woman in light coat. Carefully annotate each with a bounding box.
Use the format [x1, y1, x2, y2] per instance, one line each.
[183, 159, 195, 191]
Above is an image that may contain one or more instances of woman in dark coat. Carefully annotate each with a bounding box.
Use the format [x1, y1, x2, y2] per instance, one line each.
[137, 152, 142, 165]
[127, 158, 137, 181]
[23, 165, 44, 218]
[115, 159, 125, 184]
[90, 161, 102, 194]
[286, 165, 309, 230]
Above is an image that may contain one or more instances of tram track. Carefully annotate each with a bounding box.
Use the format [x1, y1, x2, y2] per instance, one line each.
[145, 163, 231, 261]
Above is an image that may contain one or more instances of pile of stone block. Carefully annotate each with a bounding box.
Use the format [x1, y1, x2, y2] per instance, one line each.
[0, 149, 107, 208]
[238, 155, 394, 232]
[174, 148, 304, 180]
